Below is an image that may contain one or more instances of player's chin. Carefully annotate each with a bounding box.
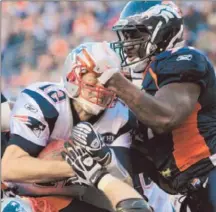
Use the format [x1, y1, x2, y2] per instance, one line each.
[89, 96, 101, 104]
[126, 55, 138, 62]
[124, 49, 138, 61]
[93, 97, 111, 108]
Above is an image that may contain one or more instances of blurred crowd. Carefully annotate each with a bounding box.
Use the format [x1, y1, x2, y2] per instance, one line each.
[1, 1, 216, 101]
[180, 1, 216, 67]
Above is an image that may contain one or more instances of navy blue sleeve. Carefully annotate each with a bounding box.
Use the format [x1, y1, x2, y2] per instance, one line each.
[7, 134, 44, 157]
[1, 93, 7, 103]
[157, 49, 209, 90]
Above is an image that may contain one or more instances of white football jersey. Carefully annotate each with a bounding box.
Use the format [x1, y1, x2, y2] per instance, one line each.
[10, 82, 132, 149]
[7, 82, 133, 198]
[136, 173, 174, 212]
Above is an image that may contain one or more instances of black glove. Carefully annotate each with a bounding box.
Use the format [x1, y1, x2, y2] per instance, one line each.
[71, 122, 112, 166]
[71, 122, 131, 183]
[62, 142, 108, 187]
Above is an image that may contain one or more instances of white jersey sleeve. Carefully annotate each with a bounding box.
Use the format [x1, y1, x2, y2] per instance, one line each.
[11, 92, 49, 146]
[9, 86, 59, 156]
[93, 100, 136, 149]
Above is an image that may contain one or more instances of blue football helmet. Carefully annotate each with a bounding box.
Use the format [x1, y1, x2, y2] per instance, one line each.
[120, 1, 162, 19]
[111, 1, 184, 67]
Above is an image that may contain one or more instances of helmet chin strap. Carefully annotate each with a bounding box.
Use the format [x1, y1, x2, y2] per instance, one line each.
[125, 57, 150, 73]
[132, 58, 149, 73]
[75, 97, 105, 115]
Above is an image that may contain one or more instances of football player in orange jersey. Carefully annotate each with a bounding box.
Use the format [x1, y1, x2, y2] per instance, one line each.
[83, 1, 216, 211]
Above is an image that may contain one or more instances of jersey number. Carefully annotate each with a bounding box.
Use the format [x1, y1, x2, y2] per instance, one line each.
[39, 84, 66, 103]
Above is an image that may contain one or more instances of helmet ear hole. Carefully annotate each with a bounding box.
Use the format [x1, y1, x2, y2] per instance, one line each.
[156, 24, 183, 52]
[158, 29, 173, 51]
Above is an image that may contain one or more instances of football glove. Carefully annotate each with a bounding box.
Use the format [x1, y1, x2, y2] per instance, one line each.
[61, 142, 108, 187]
[71, 122, 131, 183]
[71, 122, 112, 166]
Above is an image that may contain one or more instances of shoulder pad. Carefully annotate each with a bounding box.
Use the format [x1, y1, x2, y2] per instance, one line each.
[155, 47, 209, 88]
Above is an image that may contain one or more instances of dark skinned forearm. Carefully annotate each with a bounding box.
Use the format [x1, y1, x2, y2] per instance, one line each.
[107, 73, 175, 134]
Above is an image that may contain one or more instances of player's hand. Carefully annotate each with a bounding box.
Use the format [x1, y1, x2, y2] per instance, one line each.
[76, 42, 121, 84]
[71, 122, 131, 184]
[71, 122, 112, 166]
[61, 142, 108, 187]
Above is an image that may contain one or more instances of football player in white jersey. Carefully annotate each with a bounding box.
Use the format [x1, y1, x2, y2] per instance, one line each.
[61, 124, 153, 212]
[2, 131, 153, 212]
[1, 42, 145, 212]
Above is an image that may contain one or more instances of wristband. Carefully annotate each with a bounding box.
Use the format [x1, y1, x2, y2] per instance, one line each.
[90, 168, 109, 188]
[98, 68, 119, 85]
[97, 173, 116, 191]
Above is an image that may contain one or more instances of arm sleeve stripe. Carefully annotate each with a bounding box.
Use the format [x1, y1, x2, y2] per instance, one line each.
[7, 134, 44, 157]
[22, 89, 59, 136]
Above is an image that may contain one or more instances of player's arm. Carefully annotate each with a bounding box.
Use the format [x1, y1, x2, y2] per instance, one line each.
[98, 174, 152, 212]
[74, 42, 201, 134]
[62, 143, 153, 212]
[2, 92, 75, 183]
[2, 144, 73, 183]
[107, 76, 200, 134]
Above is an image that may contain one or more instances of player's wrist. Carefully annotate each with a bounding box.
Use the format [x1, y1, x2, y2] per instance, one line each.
[91, 168, 109, 188]
[58, 160, 75, 177]
[97, 173, 116, 191]
[97, 68, 120, 85]
[104, 72, 125, 93]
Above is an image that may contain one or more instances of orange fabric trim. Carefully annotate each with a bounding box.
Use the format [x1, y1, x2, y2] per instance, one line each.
[142, 70, 147, 81]
[148, 68, 159, 90]
[142, 65, 159, 90]
[172, 103, 211, 172]
[26, 196, 72, 212]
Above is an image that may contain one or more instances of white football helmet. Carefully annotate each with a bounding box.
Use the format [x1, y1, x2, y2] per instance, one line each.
[62, 42, 119, 115]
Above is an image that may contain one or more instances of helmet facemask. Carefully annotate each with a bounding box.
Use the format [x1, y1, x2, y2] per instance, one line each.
[78, 76, 116, 110]
[112, 4, 184, 68]
[64, 55, 116, 115]
[112, 25, 155, 68]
